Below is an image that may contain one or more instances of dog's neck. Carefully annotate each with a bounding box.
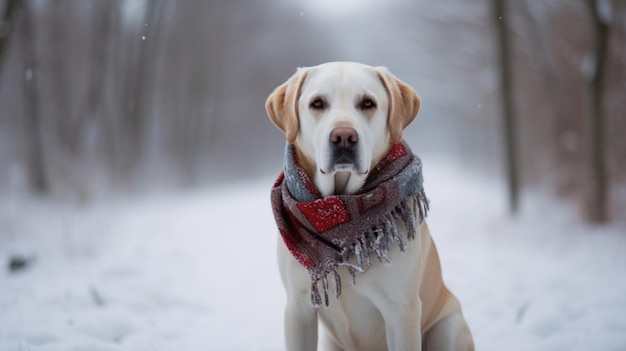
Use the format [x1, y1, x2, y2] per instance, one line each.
[333, 171, 352, 194]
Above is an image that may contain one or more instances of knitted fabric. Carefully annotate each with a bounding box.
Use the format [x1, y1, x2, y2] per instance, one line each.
[270, 141, 429, 307]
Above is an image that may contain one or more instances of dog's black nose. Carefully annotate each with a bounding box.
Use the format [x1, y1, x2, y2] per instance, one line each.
[330, 127, 358, 148]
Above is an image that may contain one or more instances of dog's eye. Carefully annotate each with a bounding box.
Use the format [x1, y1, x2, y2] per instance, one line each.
[310, 98, 326, 110]
[359, 97, 376, 110]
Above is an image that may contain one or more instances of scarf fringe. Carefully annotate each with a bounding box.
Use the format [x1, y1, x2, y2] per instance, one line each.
[310, 194, 429, 307]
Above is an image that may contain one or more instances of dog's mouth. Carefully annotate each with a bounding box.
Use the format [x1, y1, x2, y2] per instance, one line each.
[320, 148, 368, 175]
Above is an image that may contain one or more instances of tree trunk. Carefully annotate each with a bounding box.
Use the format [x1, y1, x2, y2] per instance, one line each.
[493, 0, 519, 213]
[119, 0, 162, 180]
[17, 0, 48, 194]
[583, 0, 609, 223]
[0, 0, 22, 80]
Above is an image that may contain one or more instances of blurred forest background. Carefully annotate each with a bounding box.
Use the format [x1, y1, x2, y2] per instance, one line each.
[0, 0, 625, 223]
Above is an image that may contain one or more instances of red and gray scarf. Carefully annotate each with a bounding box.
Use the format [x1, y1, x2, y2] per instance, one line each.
[271, 141, 428, 307]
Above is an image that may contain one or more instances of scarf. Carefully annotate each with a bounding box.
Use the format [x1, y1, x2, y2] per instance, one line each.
[270, 141, 429, 307]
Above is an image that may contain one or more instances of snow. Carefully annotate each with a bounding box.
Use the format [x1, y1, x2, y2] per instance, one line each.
[1, 157, 625, 350]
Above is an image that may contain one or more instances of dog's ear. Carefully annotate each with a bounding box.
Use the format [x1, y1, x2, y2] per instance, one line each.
[376, 67, 420, 143]
[265, 67, 309, 144]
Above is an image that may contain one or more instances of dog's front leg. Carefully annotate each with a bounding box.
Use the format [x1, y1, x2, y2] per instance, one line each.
[383, 298, 423, 351]
[284, 297, 318, 351]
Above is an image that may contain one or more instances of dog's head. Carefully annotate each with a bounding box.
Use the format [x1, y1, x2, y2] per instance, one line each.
[266, 62, 420, 196]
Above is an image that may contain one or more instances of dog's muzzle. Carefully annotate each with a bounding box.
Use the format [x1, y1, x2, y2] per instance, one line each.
[327, 127, 361, 173]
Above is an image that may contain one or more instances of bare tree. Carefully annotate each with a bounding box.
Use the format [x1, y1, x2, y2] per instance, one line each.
[493, 0, 519, 213]
[16, 0, 47, 194]
[124, 0, 163, 156]
[583, 0, 610, 223]
[0, 0, 21, 80]
[79, 0, 115, 143]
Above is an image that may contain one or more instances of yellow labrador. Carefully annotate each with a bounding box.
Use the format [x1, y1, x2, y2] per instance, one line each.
[266, 62, 473, 351]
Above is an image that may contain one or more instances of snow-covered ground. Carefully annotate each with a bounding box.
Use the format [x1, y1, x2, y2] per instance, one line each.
[1, 156, 625, 351]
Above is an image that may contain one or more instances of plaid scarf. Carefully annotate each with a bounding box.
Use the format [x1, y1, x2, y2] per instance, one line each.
[271, 141, 429, 307]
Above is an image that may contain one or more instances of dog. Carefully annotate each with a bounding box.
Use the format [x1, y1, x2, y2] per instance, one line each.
[266, 62, 474, 351]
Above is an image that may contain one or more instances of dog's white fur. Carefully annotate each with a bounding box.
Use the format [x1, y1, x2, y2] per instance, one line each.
[266, 62, 474, 351]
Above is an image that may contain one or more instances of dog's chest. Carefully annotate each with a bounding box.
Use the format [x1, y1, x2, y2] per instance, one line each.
[316, 241, 422, 350]
[317, 267, 388, 350]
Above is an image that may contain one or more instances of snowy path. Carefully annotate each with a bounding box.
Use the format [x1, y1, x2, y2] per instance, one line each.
[1, 157, 625, 350]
